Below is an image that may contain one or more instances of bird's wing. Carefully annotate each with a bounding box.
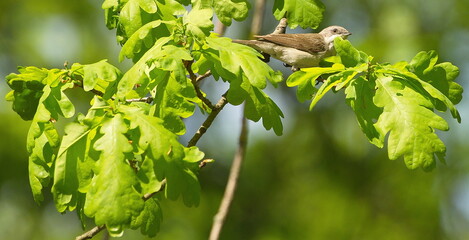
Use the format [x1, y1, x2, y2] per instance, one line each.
[255, 34, 327, 54]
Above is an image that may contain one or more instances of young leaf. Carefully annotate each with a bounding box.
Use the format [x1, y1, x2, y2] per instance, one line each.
[26, 86, 60, 203]
[206, 36, 282, 88]
[52, 121, 97, 212]
[345, 76, 383, 147]
[213, 0, 250, 26]
[27, 121, 58, 203]
[273, 0, 325, 29]
[71, 60, 122, 98]
[84, 114, 144, 237]
[150, 71, 197, 135]
[227, 75, 284, 135]
[120, 105, 204, 207]
[117, 37, 171, 99]
[202, 35, 284, 135]
[118, 20, 171, 62]
[286, 64, 345, 102]
[334, 38, 365, 67]
[310, 69, 360, 110]
[373, 75, 448, 170]
[130, 197, 163, 237]
[183, 7, 214, 41]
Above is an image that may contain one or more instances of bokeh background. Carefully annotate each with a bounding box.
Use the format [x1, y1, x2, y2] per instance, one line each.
[1, 0, 468, 239]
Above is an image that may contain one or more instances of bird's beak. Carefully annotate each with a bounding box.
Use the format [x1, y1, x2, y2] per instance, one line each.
[342, 32, 352, 39]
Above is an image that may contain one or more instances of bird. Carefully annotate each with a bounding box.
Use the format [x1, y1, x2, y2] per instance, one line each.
[232, 26, 351, 70]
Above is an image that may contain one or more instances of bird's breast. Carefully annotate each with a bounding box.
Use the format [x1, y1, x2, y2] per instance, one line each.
[271, 46, 323, 68]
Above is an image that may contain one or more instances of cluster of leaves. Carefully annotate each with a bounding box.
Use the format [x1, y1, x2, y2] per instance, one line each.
[4, 0, 464, 238]
[287, 38, 463, 170]
[4, 0, 327, 238]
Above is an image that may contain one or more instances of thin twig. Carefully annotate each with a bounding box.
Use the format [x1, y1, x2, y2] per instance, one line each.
[273, 17, 288, 34]
[196, 70, 212, 83]
[75, 225, 105, 240]
[187, 92, 228, 147]
[74, 82, 105, 97]
[125, 96, 153, 103]
[143, 179, 167, 200]
[209, 108, 249, 240]
[185, 60, 215, 109]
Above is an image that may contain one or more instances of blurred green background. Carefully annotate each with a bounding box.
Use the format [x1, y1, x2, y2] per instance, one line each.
[1, 0, 468, 239]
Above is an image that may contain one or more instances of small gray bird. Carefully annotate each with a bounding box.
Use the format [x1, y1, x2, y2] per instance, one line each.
[233, 26, 351, 70]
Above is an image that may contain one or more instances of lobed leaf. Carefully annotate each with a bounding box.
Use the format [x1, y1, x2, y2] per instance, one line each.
[130, 197, 163, 237]
[71, 60, 122, 99]
[273, 0, 325, 29]
[373, 75, 448, 170]
[345, 76, 383, 147]
[84, 114, 144, 237]
[213, 0, 250, 26]
[183, 7, 214, 41]
[52, 121, 97, 212]
[120, 105, 203, 207]
[206, 36, 282, 88]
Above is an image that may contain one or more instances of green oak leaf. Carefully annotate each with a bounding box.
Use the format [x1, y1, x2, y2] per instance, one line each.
[199, 35, 284, 135]
[310, 68, 361, 110]
[286, 63, 345, 102]
[334, 38, 366, 67]
[119, 0, 155, 40]
[213, 0, 250, 26]
[119, 20, 172, 62]
[27, 121, 58, 203]
[406, 51, 462, 121]
[373, 75, 448, 170]
[273, 0, 325, 29]
[227, 75, 284, 135]
[109, 0, 183, 45]
[120, 105, 203, 207]
[345, 76, 383, 147]
[52, 121, 97, 212]
[26, 85, 59, 203]
[71, 60, 122, 98]
[183, 7, 214, 41]
[84, 114, 144, 237]
[117, 37, 171, 99]
[206, 36, 283, 88]
[4, 66, 70, 120]
[130, 197, 163, 237]
[150, 70, 197, 135]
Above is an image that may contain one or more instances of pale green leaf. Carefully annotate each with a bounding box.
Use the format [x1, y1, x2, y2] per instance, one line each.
[52, 122, 96, 212]
[373, 75, 448, 170]
[130, 198, 162, 237]
[72, 60, 122, 94]
[117, 37, 171, 99]
[206, 36, 282, 88]
[345, 76, 383, 147]
[84, 114, 144, 237]
[119, 105, 203, 206]
[183, 8, 214, 40]
[273, 0, 325, 29]
[213, 0, 250, 26]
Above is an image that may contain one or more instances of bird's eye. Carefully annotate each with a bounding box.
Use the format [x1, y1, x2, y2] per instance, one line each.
[332, 28, 338, 33]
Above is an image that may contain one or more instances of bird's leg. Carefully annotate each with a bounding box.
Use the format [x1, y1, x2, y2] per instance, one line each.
[261, 52, 271, 62]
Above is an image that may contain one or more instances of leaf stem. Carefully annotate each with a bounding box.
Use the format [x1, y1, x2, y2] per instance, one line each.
[75, 225, 105, 240]
[187, 92, 228, 147]
[185, 60, 215, 110]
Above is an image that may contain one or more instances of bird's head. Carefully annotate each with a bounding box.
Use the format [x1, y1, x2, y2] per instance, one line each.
[319, 26, 351, 44]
